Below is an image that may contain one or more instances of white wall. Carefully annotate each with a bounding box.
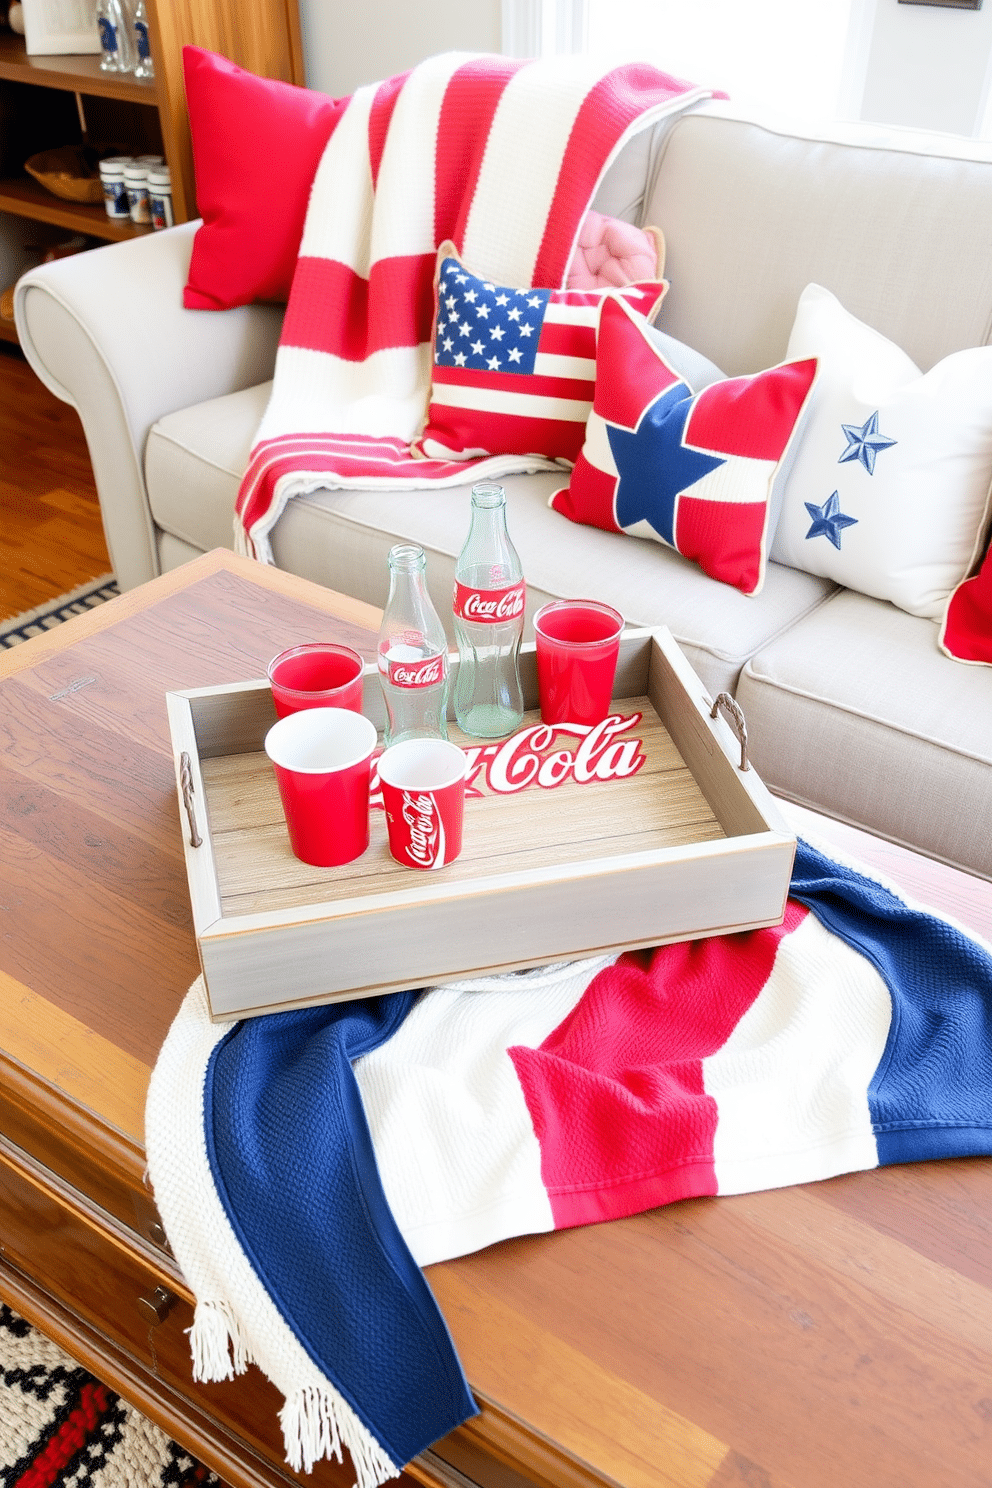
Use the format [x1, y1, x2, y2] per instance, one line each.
[298, 0, 502, 98]
[854, 0, 992, 135]
[297, 0, 992, 139]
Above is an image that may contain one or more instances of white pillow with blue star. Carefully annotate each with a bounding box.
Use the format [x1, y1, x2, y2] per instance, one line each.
[770, 284, 992, 619]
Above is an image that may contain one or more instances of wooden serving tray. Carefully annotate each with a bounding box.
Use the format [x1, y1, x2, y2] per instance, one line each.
[166, 627, 796, 1021]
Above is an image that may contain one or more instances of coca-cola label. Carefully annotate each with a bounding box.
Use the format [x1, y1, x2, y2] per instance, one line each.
[400, 791, 446, 868]
[384, 653, 446, 689]
[453, 580, 525, 624]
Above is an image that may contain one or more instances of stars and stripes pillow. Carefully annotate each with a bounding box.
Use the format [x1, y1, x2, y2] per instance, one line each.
[551, 291, 818, 596]
[411, 243, 667, 465]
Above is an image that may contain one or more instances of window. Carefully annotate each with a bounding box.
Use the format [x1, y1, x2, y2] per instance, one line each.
[584, 0, 858, 122]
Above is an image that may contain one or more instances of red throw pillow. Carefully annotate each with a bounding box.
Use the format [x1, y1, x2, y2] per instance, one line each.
[940, 542, 992, 665]
[551, 292, 818, 597]
[182, 47, 348, 311]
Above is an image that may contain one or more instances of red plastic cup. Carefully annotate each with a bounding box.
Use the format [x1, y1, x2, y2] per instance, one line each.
[267, 642, 365, 718]
[264, 707, 378, 867]
[532, 600, 624, 726]
[377, 739, 468, 870]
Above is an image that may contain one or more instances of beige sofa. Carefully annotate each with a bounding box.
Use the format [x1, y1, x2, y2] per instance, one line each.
[15, 100, 992, 880]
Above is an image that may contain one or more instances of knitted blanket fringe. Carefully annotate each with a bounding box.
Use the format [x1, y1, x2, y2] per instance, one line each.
[190, 1299, 398, 1483]
[188, 1299, 249, 1381]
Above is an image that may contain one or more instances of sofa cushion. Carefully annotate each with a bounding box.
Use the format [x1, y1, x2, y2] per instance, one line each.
[145, 380, 273, 553]
[770, 285, 992, 620]
[551, 292, 818, 596]
[146, 383, 837, 699]
[412, 245, 667, 463]
[645, 106, 992, 381]
[738, 588, 992, 879]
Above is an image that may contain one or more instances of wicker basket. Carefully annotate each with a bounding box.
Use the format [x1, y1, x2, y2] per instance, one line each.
[24, 146, 106, 204]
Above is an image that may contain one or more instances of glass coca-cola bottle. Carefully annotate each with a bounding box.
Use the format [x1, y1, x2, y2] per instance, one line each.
[452, 482, 525, 738]
[378, 545, 449, 745]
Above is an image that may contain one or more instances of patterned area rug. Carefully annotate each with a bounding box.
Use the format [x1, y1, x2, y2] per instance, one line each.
[0, 576, 119, 649]
[0, 1306, 218, 1488]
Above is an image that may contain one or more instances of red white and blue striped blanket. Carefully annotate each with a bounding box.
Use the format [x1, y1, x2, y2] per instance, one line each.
[233, 52, 714, 562]
[146, 837, 992, 1488]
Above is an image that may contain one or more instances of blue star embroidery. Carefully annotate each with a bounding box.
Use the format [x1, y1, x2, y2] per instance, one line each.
[838, 411, 896, 474]
[804, 492, 858, 550]
[607, 382, 725, 547]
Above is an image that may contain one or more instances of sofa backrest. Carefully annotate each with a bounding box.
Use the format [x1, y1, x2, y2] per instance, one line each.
[600, 101, 992, 377]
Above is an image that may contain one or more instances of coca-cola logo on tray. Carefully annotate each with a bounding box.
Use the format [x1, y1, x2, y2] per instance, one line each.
[453, 581, 526, 623]
[371, 712, 645, 807]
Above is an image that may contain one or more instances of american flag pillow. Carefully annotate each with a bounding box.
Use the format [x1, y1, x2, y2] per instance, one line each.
[551, 292, 818, 597]
[412, 243, 667, 465]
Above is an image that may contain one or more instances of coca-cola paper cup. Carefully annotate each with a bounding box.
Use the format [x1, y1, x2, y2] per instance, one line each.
[264, 707, 378, 867]
[377, 738, 468, 870]
[533, 600, 624, 726]
[267, 642, 365, 718]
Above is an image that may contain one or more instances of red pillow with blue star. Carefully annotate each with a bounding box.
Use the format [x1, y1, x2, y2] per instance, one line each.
[551, 293, 818, 596]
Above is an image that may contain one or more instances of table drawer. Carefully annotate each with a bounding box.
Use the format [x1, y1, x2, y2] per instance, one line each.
[0, 1144, 432, 1488]
[0, 1052, 170, 1257]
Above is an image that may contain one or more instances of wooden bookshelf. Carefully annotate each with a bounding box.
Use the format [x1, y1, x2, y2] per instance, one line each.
[0, 0, 304, 336]
[0, 31, 157, 102]
[0, 173, 155, 242]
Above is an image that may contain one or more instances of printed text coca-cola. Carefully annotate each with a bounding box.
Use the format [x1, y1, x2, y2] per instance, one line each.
[453, 581, 526, 623]
[384, 653, 447, 689]
[401, 791, 441, 866]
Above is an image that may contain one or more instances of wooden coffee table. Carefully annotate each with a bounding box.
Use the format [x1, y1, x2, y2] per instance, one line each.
[1, 549, 990, 1488]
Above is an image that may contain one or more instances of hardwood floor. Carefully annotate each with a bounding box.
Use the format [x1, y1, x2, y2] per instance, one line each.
[0, 342, 111, 619]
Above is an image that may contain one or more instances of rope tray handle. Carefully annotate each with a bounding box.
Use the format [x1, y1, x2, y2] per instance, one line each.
[179, 751, 203, 847]
[710, 693, 750, 772]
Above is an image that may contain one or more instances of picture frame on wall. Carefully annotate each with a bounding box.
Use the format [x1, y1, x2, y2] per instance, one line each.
[898, 0, 982, 8]
[21, 0, 100, 55]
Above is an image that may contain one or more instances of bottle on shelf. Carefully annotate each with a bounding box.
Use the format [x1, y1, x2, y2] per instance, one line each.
[98, 155, 133, 219]
[133, 0, 154, 78]
[378, 545, 450, 746]
[147, 164, 173, 229]
[452, 482, 525, 738]
[96, 0, 135, 72]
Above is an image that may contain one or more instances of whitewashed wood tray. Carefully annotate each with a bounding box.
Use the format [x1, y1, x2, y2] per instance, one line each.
[166, 627, 796, 1021]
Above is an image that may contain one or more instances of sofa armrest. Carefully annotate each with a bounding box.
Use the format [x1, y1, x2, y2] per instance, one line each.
[14, 223, 284, 591]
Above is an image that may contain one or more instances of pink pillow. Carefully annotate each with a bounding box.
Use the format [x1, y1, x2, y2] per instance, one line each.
[552, 293, 818, 597]
[182, 47, 348, 311]
[565, 211, 664, 290]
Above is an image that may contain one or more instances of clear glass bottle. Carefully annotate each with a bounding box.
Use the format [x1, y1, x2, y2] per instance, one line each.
[378, 545, 450, 746]
[97, 0, 134, 72]
[133, 0, 154, 78]
[452, 483, 525, 738]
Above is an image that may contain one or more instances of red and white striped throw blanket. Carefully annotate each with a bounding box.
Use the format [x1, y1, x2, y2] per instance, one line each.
[234, 51, 715, 562]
